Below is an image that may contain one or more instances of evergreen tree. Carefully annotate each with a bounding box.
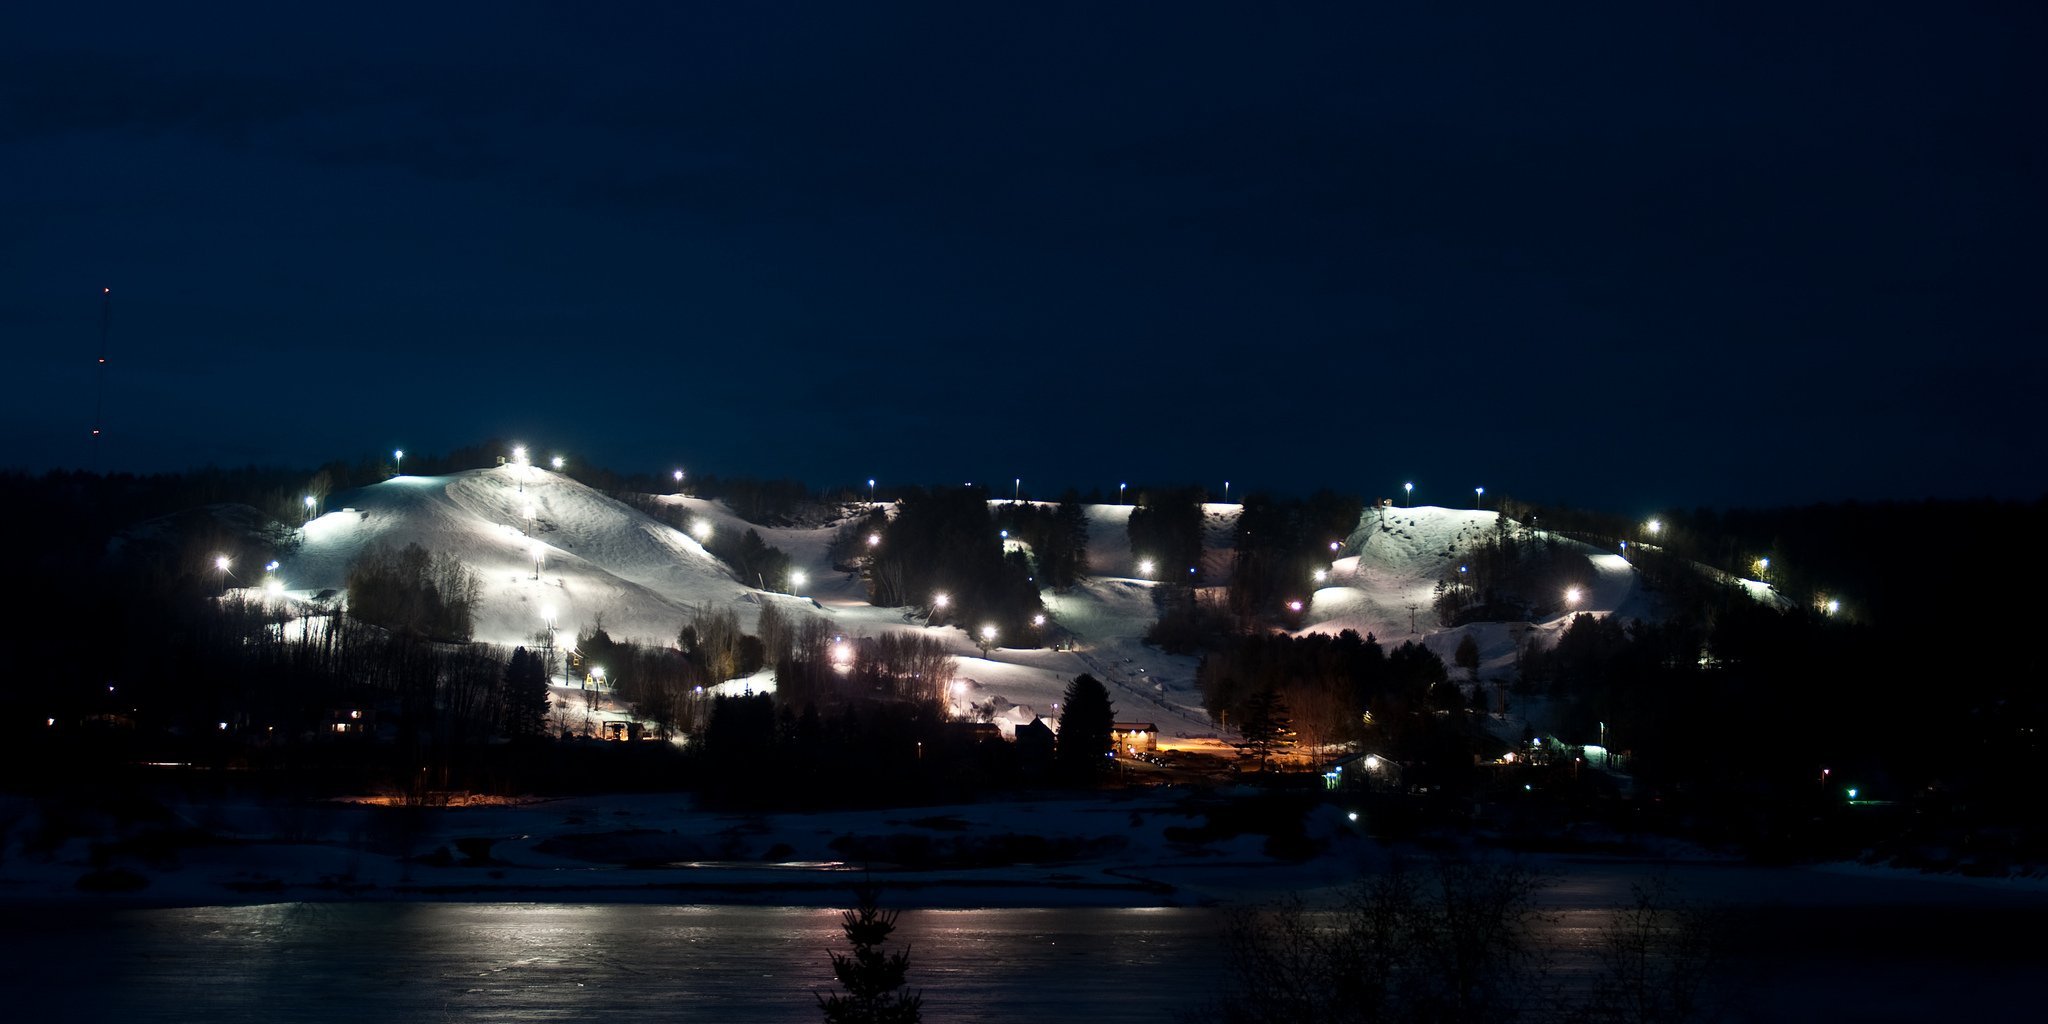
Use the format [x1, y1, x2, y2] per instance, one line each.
[818, 884, 923, 1024]
[1454, 633, 1481, 681]
[502, 646, 551, 739]
[1233, 686, 1294, 772]
[1055, 673, 1116, 782]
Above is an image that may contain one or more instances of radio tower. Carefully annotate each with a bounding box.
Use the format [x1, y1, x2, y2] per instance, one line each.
[93, 286, 110, 469]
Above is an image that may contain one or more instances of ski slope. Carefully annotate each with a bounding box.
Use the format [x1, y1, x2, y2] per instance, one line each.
[267, 473, 1721, 741]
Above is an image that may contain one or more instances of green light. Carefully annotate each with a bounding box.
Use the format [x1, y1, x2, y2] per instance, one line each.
[1847, 787, 1858, 800]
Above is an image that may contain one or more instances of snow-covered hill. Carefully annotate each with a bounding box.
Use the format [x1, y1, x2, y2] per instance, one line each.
[1300, 506, 1644, 680]
[266, 473, 1767, 746]
[288, 465, 764, 649]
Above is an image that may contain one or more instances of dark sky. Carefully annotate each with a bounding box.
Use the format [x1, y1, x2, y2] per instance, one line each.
[5, 2, 2043, 511]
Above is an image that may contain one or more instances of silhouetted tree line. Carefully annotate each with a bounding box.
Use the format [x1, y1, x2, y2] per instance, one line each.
[1524, 598, 2043, 857]
[690, 693, 1014, 809]
[828, 506, 892, 573]
[622, 491, 802, 590]
[992, 495, 1089, 592]
[866, 486, 1045, 642]
[345, 541, 481, 642]
[1228, 490, 1363, 625]
[571, 622, 718, 741]
[1432, 513, 1597, 626]
[1199, 631, 1475, 776]
[775, 624, 957, 715]
[1127, 486, 1207, 584]
[1654, 498, 2048, 634]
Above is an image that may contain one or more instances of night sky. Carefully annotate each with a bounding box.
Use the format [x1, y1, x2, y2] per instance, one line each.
[6, 2, 2042, 511]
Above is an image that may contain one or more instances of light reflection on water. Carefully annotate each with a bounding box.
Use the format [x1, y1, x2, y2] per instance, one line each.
[5, 903, 1232, 1023]
[7, 864, 2046, 1022]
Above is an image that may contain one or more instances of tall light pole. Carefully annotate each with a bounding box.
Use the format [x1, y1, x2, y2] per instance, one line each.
[1014, 477, 1021, 502]
[1119, 481, 1127, 505]
[303, 494, 317, 524]
[868, 478, 876, 503]
[214, 554, 233, 594]
[1404, 482, 1413, 506]
[1475, 486, 1484, 509]
[926, 592, 949, 627]
[393, 449, 404, 476]
[674, 469, 684, 494]
[1223, 480, 1230, 504]
[531, 543, 545, 580]
[789, 569, 807, 595]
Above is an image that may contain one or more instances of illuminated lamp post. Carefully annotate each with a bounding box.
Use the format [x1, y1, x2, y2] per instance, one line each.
[926, 592, 949, 627]
[393, 449, 404, 476]
[1404, 481, 1413, 506]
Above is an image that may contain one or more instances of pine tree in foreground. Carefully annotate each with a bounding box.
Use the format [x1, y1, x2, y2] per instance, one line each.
[818, 884, 923, 1023]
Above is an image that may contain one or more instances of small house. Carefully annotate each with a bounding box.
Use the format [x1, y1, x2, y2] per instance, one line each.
[1111, 722, 1158, 757]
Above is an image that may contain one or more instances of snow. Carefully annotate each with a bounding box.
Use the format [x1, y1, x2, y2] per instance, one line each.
[262, 476, 1780, 745]
[263, 469, 1221, 740]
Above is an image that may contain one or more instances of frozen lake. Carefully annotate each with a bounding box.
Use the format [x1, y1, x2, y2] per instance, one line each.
[5, 862, 2045, 1022]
